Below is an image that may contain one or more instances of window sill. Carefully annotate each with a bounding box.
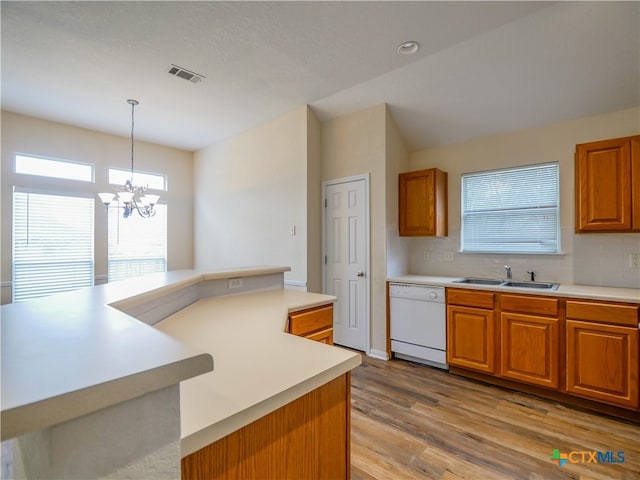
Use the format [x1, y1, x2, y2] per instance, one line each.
[459, 251, 567, 256]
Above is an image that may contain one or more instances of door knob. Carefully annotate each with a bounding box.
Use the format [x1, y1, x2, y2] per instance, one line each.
[357, 271, 365, 277]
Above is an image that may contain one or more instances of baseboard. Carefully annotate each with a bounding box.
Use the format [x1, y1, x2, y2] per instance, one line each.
[367, 349, 390, 361]
[284, 280, 307, 291]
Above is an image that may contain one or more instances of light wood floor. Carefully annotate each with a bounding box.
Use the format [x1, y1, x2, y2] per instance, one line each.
[349, 355, 639, 480]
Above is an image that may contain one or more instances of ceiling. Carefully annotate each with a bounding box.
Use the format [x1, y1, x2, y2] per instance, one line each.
[2, 1, 638, 152]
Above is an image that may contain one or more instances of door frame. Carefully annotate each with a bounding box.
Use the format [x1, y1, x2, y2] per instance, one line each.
[322, 174, 371, 355]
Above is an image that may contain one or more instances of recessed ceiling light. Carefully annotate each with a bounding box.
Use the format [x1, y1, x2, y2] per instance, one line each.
[397, 41, 420, 56]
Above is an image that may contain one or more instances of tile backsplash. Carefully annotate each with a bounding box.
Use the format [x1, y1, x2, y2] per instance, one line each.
[409, 228, 640, 289]
[572, 231, 640, 288]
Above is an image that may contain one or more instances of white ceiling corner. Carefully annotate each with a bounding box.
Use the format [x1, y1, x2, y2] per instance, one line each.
[1, 1, 638, 152]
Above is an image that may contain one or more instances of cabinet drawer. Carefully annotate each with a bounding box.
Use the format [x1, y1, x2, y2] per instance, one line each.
[306, 328, 333, 345]
[288, 304, 333, 336]
[566, 301, 638, 327]
[447, 288, 495, 309]
[501, 294, 559, 316]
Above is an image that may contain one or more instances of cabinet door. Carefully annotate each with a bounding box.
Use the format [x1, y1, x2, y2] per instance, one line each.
[399, 168, 447, 237]
[566, 320, 639, 409]
[447, 305, 495, 373]
[501, 312, 559, 389]
[575, 136, 633, 232]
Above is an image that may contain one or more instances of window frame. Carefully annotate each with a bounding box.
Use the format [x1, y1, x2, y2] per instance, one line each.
[108, 168, 167, 192]
[460, 162, 560, 255]
[107, 202, 168, 282]
[15, 153, 95, 183]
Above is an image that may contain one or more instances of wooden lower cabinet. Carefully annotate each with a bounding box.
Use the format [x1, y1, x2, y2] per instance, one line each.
[447, 305, 496, 374]
[181, 373, 351, 480]
[288, 304, 334, 345]
[566, 320, 639, 409]
[566, 299, 639, 410]
[501, 312, 559, 389]
[305, 327, 333, 344]
[447, 289, 640, 417]
[500, 294, 560, 390]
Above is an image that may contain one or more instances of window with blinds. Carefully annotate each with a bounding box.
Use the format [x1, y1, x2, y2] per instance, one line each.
[12, 190, 94, 302]
[108, 203, 167, 282]
[461, 163, 559, 254]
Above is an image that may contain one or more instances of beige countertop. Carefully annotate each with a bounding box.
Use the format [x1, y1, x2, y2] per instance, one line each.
[388, 275, 640, 303]
[0, 266, 299, 441]
[155, 288, 362, 457]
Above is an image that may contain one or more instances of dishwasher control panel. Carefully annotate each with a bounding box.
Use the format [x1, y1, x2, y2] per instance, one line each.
[389, 283, 444, 303]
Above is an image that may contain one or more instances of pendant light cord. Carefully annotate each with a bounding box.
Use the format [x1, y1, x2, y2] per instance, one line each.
[130, 101, 135, 183]
[127, 99, 139, 185]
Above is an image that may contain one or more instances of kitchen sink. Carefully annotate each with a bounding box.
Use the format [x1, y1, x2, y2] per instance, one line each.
[454, 278, 560, 290]
[502, 281, 559, 290]
[453, 278, 504, 285]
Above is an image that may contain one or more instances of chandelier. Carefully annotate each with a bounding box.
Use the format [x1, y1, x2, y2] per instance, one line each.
[98, 99, 159, 218]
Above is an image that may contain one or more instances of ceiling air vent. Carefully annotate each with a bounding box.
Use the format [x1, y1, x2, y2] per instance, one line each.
[167, 64, 205, 83]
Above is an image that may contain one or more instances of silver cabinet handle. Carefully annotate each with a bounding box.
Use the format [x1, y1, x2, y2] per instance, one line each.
[357, 271, 365, 277]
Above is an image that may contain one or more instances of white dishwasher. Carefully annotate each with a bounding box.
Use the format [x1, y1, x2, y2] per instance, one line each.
[389, 283, 447, 370]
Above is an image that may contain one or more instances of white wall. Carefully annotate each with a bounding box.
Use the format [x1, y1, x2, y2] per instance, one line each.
[0, 111, 195, 304]
[408, 107, 640, 288]
[193, 106, 311, 288]
[321, 104, 389, 356]
[306, 108, 323, 293]
[385, 107, 411, 278]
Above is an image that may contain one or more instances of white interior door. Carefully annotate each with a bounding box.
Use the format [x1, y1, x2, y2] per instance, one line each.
[323, 176, 369, 352]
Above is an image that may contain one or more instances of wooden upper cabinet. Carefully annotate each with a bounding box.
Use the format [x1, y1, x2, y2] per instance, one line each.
[575, 135, 640, 232]
[399, 168, 448, 237]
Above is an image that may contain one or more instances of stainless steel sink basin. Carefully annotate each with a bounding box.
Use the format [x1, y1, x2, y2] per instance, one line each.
[453, 278, 504, 285]
[502, 281, 559, 290]
[453, 278, 560, 290]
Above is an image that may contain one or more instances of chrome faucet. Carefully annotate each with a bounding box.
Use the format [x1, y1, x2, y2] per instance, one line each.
[504, 265, 512, 280]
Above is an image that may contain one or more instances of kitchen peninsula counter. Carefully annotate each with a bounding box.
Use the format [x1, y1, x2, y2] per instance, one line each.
[0, 270, 217, 441]
[155, 289, 361, 457]
[2, 266, 360, 479]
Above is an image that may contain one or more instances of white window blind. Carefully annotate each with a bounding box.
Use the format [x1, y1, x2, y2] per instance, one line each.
[461, 163, 559, 254]
[108, 203, 167, 282]
[12, 190, 94, 302]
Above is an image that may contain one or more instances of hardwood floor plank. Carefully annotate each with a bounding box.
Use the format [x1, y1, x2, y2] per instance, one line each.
[419, 445, 515, 480]
[351, 406, 444, 478]
[350, 355, 640, 480]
